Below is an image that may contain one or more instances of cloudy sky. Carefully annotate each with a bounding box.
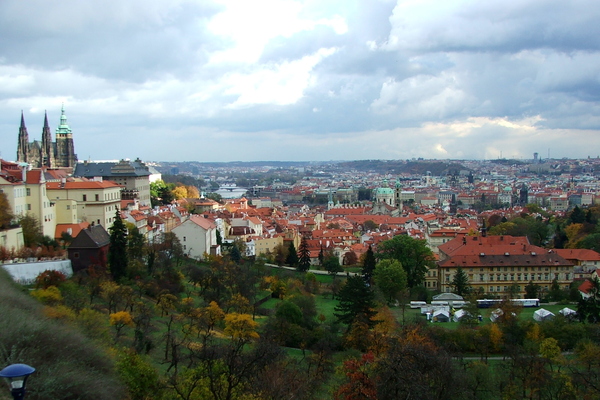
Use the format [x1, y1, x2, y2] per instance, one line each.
[1, 0, 599, 163]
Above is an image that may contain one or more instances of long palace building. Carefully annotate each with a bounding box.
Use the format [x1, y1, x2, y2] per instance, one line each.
[436, 234, 573, 297]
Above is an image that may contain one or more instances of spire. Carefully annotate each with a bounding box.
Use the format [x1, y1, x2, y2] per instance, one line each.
[17, 111, 29, 163]
[59, 103, 68, 127]
[41, 110, 54, 167]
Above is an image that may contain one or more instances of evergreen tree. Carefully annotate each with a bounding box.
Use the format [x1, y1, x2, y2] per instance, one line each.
[569, 205, 585, 224]
[229, 242, 242, 264]
[298, 237, 311, 272]
[362, 245, 376, 282]
[286, 241, 298, 268]
[548, 278, 565, 302]
[525, 280, 540, 299]
[108, 209, 128, 282]
[318, 245, 324, 266]
[451, 267, 471, 297]
[334, 275, 378, 328]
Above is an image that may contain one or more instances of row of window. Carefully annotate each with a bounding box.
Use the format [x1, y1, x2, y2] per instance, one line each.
[446, 273, 570, 282]
[457, 266, 568, 273]
[82, 191, 120, 202]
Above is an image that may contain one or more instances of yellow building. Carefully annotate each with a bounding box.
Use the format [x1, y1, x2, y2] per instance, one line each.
[46, 180, 122, 228]
[437, 235, 573, 297]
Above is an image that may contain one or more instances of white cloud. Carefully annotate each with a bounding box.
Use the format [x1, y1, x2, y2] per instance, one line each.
[0, 0, 599, 162]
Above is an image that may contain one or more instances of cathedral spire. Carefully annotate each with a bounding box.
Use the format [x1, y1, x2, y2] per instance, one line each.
[17, 111, 29, 163]
[41, 110, 54, 167]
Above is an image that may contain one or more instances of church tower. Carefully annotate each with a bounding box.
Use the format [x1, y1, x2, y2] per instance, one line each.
[41, 111, 55, 167]
[16, 111, 29, 163]
[54, 105, 77, 168]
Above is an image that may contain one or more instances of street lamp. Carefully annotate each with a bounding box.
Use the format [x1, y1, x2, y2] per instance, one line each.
[0, 364, 35, 400]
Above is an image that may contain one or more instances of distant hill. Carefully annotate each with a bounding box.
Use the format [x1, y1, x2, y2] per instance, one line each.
[336, 160, 469, 176]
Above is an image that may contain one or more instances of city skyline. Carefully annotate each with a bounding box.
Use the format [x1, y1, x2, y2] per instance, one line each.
[1, 0, 600, 162]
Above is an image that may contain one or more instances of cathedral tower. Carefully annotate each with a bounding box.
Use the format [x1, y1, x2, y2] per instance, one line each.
[54, 105, 77, 168]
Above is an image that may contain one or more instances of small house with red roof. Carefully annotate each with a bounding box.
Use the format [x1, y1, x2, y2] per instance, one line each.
[171, 214, 220, 260]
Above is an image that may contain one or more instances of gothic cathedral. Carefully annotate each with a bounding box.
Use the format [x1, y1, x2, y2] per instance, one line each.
[16, 105, 77, 168]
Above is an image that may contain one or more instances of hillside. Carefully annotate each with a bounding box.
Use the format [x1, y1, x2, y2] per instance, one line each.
[0, 269, 125, 400]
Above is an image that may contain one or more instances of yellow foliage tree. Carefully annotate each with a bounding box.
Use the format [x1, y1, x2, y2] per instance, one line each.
[489, 323, 503, 352]
[369, 306, 398, 356]
[186, 186, 200, 199]
[31, 285, 63, 305]
[540, 337, 561, 362]
[224, 313, 259, 342]
[110, 311, 134, 338]
[43, 305, 76, 320]
[171, 186, 188, 200]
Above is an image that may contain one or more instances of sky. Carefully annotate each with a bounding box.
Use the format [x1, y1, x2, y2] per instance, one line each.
[1, 0, 600, 163]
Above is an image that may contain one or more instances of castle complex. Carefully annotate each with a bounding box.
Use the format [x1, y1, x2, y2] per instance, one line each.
[16, 106, 77, 169]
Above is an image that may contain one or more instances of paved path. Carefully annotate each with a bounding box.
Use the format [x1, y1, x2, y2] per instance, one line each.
[265, 263, 359, 276]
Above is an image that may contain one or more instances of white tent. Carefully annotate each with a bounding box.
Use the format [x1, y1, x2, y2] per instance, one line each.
[490, 308, 503, 322]
[453, 309, 471, 322]
[559, 307, 577, 318]
[533, 308, 555, 322]
[433, 309, 450, 322]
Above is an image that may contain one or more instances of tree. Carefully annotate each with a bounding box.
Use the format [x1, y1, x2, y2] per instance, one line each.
[373, 259, 407, 304]
[488, 216, 549, 246]
[150, 180, 175, 206]
[35, 269, 67, 289]
[334, 275, 378, 328]
[318, 245, 325, 266]
[298, 236, 311, 272]
[0, 192, 14, 229]
[108, 209, 128, 282]
[525, 280, 540, 299]
[334, 352, 377, 400]
[110, 311, 134, 339]
[171, 185, 188, 200]
[19, 214, 42, 247]
[451, 267, 471, 297]
[578, 278, 600, 323]
[116, 350, 163, 400]
[229, 242, 242, 264]
[362, 245, 376, 282]
[324, 254, 343, 277]
[363, 220, 378, 231]
[548, 278, 565, 302]
[286, 241, 298, 268]
[569, 205, 585, 224]
[343, 251, 358, 266]
[376, 235, 435, 287]
[126, 224, 145, 262]
[374, 332, 460, 400]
